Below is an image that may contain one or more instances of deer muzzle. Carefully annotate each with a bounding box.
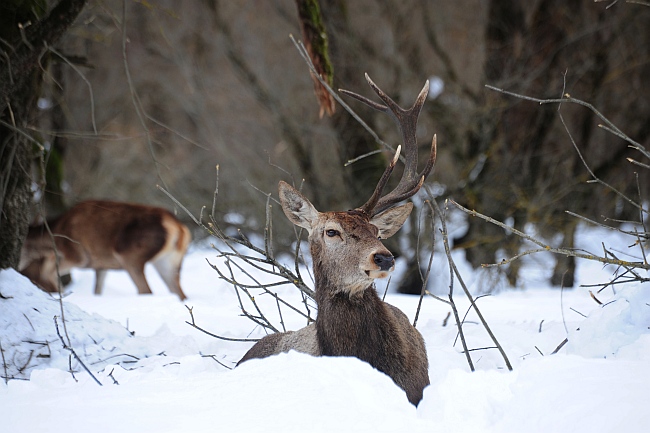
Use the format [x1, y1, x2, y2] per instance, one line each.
[373, 252, 395, 272]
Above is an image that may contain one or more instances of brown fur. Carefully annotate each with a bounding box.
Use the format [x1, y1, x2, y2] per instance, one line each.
[19, 200, 190, 300]
[238, 182, 429, 405]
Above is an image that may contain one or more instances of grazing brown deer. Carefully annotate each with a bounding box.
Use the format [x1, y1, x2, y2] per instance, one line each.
[19, 200, 191, 300]
[238, 75, 437, 406]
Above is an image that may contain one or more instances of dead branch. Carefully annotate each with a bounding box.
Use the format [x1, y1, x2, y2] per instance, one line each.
[53, 316, 102, 386]
[413, 202, 436, 327]
[290, 35, 396, 161]
[451, 200, 649, 272]
[201, 354, 233, 370]
[485, 84, 648, 159]
[121, 0, 168, 192]
[46, 45, 97, 134]
[161, 177, 316, 344]
[486, 84, 649, 214]
[430, 197, 513, 371]
[0, 339, 8, 384]
[551, 338, 568, 355]
[461, 83, 649, 290]
[184, 306, 259, 343]
[424, 197, 474, 371]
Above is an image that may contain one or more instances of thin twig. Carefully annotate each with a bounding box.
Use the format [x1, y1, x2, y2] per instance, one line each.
[551, 338, 568, 355]
[451, 200, 649, 271]
[185, 306, 259, 343]
[413, 202, 435, 327]
[433, 198, 513, 371]
[424, 290, 451, 305]
[428, 199, 473, 371]
[454, 294, 491, 347]
[485, 84, 644, 149]
[53, 316, 102, 386]
[144, 114, 209, 151]
[202, 354, 233, 370]
[486, 84, 648, 215]
[46, 44, 97, 134]
[212, 165, 219, 220]
[121, 0, 168, 191]
[276, 295, 286, 332]
[264, 193, 274, 260]
[290, 34, 398, 161]
[223, 258, 279, 333]
[0, 339, 8, 384]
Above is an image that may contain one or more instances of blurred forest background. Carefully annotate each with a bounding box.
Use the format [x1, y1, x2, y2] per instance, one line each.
[1, 0, 648, 293]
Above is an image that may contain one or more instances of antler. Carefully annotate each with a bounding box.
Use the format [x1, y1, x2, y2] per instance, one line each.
[340, 74, 437, 217]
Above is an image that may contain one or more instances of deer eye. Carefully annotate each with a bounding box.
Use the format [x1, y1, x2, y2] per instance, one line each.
[325, 229, 340, 238]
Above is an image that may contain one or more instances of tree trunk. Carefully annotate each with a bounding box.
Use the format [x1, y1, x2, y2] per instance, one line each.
[0, 0, 88, 270]
[0, 125, 32, 270]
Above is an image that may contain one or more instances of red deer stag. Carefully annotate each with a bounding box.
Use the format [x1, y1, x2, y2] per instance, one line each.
[238, 75, 437, 406]
[19, 200, 191, 300]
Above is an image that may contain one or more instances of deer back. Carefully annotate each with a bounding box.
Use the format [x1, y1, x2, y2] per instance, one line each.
[237, 324, 319, 365]
[19, 200, 190, 298]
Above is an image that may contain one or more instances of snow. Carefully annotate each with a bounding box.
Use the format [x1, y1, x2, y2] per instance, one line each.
[1, 226, 649, 433]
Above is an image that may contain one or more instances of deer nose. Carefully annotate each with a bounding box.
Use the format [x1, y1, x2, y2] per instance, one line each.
[373, 253, 395, 271]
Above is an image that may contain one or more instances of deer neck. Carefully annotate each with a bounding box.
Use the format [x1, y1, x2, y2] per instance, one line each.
[314, 271, 405, 372]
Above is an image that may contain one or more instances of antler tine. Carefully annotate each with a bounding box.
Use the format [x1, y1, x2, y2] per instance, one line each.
[341, 75, 435, 216]
[372, 134, 437, 215]
[358, 145, 401, 216]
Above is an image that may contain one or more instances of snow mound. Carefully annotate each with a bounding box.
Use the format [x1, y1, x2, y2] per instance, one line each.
[568, 284, 650, 358]
[3, 351, 434, 433]
[0, 269, 197, 380]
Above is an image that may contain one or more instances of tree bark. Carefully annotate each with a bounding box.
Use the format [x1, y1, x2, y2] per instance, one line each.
[0, 0, 88, 270]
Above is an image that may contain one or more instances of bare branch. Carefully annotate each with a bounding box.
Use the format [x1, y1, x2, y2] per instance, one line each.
[0, 339, 8, 384]
[431, 198, 513, 371]
[485, 84, 643, 149]
[451, 200, 649, 271]
[486, 84, 649, 217]
[413, 202, 436, 327]
[121, 0, 168, 192]
[185, 306, 259, 343]
[290, 34, 394, 156]
[53, 316, 102, 386]
[46, 45, 97, 134]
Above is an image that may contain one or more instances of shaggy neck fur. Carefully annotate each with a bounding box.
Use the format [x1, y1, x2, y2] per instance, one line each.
[315, 282, 407, 366]
[313, 265, 421, 400]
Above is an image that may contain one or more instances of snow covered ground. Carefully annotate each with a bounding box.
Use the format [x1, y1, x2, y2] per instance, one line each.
[1, 224, 649, 433]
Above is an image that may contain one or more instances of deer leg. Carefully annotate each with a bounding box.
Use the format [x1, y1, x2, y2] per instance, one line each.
[152, 256, 187, 300]
[118, 260, 153, 295]
[94, 269, 107, 295]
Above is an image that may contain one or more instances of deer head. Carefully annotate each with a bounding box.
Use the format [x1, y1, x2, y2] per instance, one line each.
[279, 181, 412, 295]
[279, 74, 437, 296]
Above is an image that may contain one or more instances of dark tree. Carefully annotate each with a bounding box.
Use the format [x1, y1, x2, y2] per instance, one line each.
[455, 0, 649, 288]
[0, 0, 88, 269]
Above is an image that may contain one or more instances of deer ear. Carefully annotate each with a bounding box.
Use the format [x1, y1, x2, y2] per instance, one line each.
[278, 181, 319, 233]
[370, 202, 413, 239]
